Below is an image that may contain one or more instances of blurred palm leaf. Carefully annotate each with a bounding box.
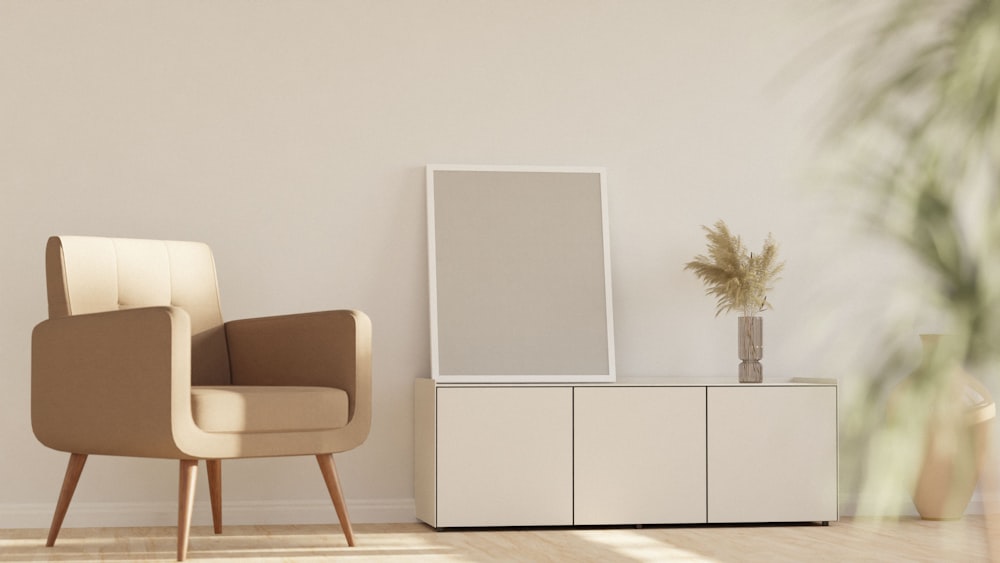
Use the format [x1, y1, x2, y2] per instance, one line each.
[832, 0, 1000, 519]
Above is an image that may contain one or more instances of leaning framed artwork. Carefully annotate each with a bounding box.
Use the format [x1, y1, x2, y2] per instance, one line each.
[427, 164, 616, 383]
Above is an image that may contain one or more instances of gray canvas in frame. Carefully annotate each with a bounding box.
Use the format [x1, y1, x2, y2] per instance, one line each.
[428, 165, 615, 382]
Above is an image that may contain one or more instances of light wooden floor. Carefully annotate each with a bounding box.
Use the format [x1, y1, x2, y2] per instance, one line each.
[0, 517, 991, 562]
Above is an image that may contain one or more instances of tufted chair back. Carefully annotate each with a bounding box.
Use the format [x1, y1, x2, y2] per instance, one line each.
[45, 236, 231, 385]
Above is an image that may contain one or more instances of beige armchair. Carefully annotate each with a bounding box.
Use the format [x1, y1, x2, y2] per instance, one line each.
[31, 236, 372, 561]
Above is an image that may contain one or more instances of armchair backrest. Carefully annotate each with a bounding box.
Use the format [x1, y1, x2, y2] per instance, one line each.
[45, 236, 231, 385]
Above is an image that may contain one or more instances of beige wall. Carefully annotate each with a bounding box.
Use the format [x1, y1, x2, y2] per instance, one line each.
[0, 1, 895, 526]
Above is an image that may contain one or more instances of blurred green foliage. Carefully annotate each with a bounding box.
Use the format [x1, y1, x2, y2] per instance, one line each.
[834, 0, 1000, 517]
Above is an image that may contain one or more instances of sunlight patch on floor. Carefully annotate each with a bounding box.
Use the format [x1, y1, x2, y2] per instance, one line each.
[0, 526, 464, 562]
[571, 528, 721, 562]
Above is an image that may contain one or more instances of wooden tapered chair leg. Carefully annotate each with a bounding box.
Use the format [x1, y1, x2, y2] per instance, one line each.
[316, 454, 355, 546]
[177, 459, 199, 562]
[206, 459, 222, 534]
[46, 453, 87, 547]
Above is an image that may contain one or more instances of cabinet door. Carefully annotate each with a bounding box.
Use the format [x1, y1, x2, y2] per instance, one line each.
[575, 386, 707, 525]
[707, 386, 838, 523]
[436, 386, 573, 527]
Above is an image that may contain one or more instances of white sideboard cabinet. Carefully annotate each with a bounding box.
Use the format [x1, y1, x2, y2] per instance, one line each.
[707, 386, 838, 523]
[414, 377, 837, 528]
[574, 386, 707, 525]
[431, 386, 573, 527]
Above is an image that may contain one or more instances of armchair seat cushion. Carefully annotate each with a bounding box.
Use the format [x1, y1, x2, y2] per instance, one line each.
[191, 386, 349, 433]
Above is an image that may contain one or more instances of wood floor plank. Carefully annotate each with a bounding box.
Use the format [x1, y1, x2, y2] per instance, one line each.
[0, 517, 989, 562]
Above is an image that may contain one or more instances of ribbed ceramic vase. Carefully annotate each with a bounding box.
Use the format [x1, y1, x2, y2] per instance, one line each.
[738, 316, 763, 383]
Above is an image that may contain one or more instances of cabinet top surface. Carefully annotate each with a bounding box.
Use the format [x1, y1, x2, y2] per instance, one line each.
[420, 376, 836, 387]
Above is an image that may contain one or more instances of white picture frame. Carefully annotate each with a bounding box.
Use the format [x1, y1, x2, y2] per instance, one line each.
[427, 164, 616, 383]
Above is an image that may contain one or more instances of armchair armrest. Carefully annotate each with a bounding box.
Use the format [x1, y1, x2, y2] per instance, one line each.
[31, 306, 192, 459]
[225, 310, 372, 432]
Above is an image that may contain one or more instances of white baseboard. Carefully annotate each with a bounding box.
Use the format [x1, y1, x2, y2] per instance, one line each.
[4, 495, 988, 529]
[0, 498, 417, 529]
[840, 492, 990, 518]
